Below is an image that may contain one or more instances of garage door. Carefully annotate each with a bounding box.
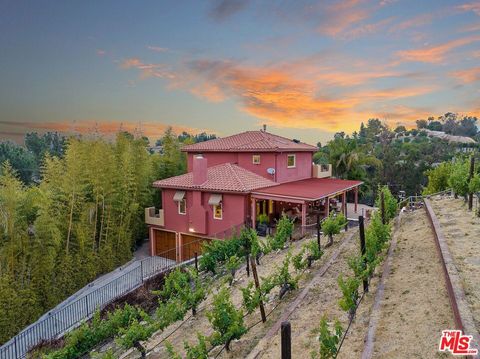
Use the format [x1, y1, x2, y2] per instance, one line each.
[181, 234, 211, 261]
[154, 230, 177, 261]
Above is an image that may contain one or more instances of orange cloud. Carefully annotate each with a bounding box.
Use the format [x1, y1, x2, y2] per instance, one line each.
[342, 17, 395, 39]
[351, 86, 436, 100]
[450, 67, 480, 83]
[396, 35, 480, 63]
[120, 58, 176, 80]
[457, 2, 480, 16]
[390, 13, 435, 32]
[316, 0, 370, 37]
[311, 69, 402, 87]
[184, 60, 441, 132]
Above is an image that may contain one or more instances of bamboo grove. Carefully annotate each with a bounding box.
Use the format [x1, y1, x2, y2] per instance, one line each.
[0, 130, 187, 344]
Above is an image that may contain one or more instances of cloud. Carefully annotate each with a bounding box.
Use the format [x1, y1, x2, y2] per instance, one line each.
[390, 13, 436, 32]
[450, 67, 480, 83]
[316, 0, 371, 37]
[120, 58, 176, 80]
[147, 46, 169, 52]
[457, 2, 480, 16]
[342, 17, 395, 39]
[119, 52, 439, 132]
[209, 0, 249, 21]
[96, 49, 107, 56]
[459, 22, 480, 33]
[395, 35, 480, 63]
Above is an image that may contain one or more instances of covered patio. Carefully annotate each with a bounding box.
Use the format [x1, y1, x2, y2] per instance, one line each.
[250, 178, 363, 236]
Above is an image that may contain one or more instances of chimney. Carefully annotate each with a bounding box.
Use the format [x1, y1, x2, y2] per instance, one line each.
[262, 124, 267, 132]
[193, 154, 208, 185]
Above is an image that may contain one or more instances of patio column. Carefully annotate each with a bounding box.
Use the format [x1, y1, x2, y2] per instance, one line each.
[251, 197, 256, 230]
[325, 196, 330, 217]
[301, 202, 306, 235]
[178, 232, 183, 262]
[342, 191, 347, 217]
[354, 187, 358, 213]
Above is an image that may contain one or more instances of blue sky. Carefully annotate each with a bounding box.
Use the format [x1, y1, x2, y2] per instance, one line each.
[0, 0, 479, 145]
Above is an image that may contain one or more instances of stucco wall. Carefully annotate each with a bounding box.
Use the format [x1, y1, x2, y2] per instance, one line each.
[187, 151, 313, 183]
[161, 188, 247, 237]
[187, 152, 238, 171]
[275, 152, 312, 183]
[237, 152, 276, 181]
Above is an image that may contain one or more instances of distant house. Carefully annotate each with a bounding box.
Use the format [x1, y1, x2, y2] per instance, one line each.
[423, 129, 476, 145]
[145, 130, 362, 260]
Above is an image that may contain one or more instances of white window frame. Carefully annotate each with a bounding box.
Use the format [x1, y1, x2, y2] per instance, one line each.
[213, 203, 223, 220]
[252, 154, 261, 165]
[287, 154, 296, 168]
[178, 198, 186, 215]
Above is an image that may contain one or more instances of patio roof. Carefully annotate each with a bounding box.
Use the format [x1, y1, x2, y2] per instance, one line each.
[251, 178, 363, 202]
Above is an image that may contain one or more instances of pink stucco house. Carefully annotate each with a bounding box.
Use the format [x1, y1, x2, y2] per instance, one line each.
[145, 130, 362, 260]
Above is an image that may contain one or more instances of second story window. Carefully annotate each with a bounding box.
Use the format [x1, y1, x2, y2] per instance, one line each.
[287, 154, 296, 168]
[252, 155, 261, 164]
[213, 203, 223, 219]
[178, 199, 186, 215]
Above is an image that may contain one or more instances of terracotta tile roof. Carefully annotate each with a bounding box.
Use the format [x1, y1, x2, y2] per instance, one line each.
[252, 178, 363, 201]
[153, 163, 278, 193]
[182, 131, 317, 152]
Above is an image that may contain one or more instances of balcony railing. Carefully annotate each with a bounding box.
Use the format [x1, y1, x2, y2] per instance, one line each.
[312, 163, 332, 178]
[145, 207, 164, 226]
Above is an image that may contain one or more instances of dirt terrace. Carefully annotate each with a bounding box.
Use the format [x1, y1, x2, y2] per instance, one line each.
[339, 210, 455, 359]
[430, 197, 480, 336]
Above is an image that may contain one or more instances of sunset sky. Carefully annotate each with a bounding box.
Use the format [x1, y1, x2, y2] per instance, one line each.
[1, 0, 479, 145]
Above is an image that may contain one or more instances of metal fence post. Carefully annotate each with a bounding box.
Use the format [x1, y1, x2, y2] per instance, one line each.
[140, 261, 144, 283]
[14, 336, 18, 359]
[85, 295, 89, 315]
[194, 252, 198, 273]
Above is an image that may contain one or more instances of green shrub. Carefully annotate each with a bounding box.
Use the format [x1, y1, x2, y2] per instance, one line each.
[44, 304, 142, 359]
[423, 162, 453, 195]
[91, 349, 116, 359]
[116, 316, 156, 349]
[199, 236, 244, 274]
[156, 297, 187, 330]
[240, 227, 260, 256]
[347, 255, 368, 281]
[226, 255, 242, 285]
[448, 159, 470, 198]
[337, 275, 359, 319]
[276, 214, 294, 242]
[322, 213, 346, 247]
[311, 316, 343, 359]
[375, 185, 397, 222]
[267, 215, 293, 251]
[207, 287, 246, 352]
[364, 212, 390, 275]
[304, 240, 323, 262]
[274, 253, 299, 298]
[292, 248, 307, 271]
[156, 268, 207, 316]
[166, 333, 209, 359]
